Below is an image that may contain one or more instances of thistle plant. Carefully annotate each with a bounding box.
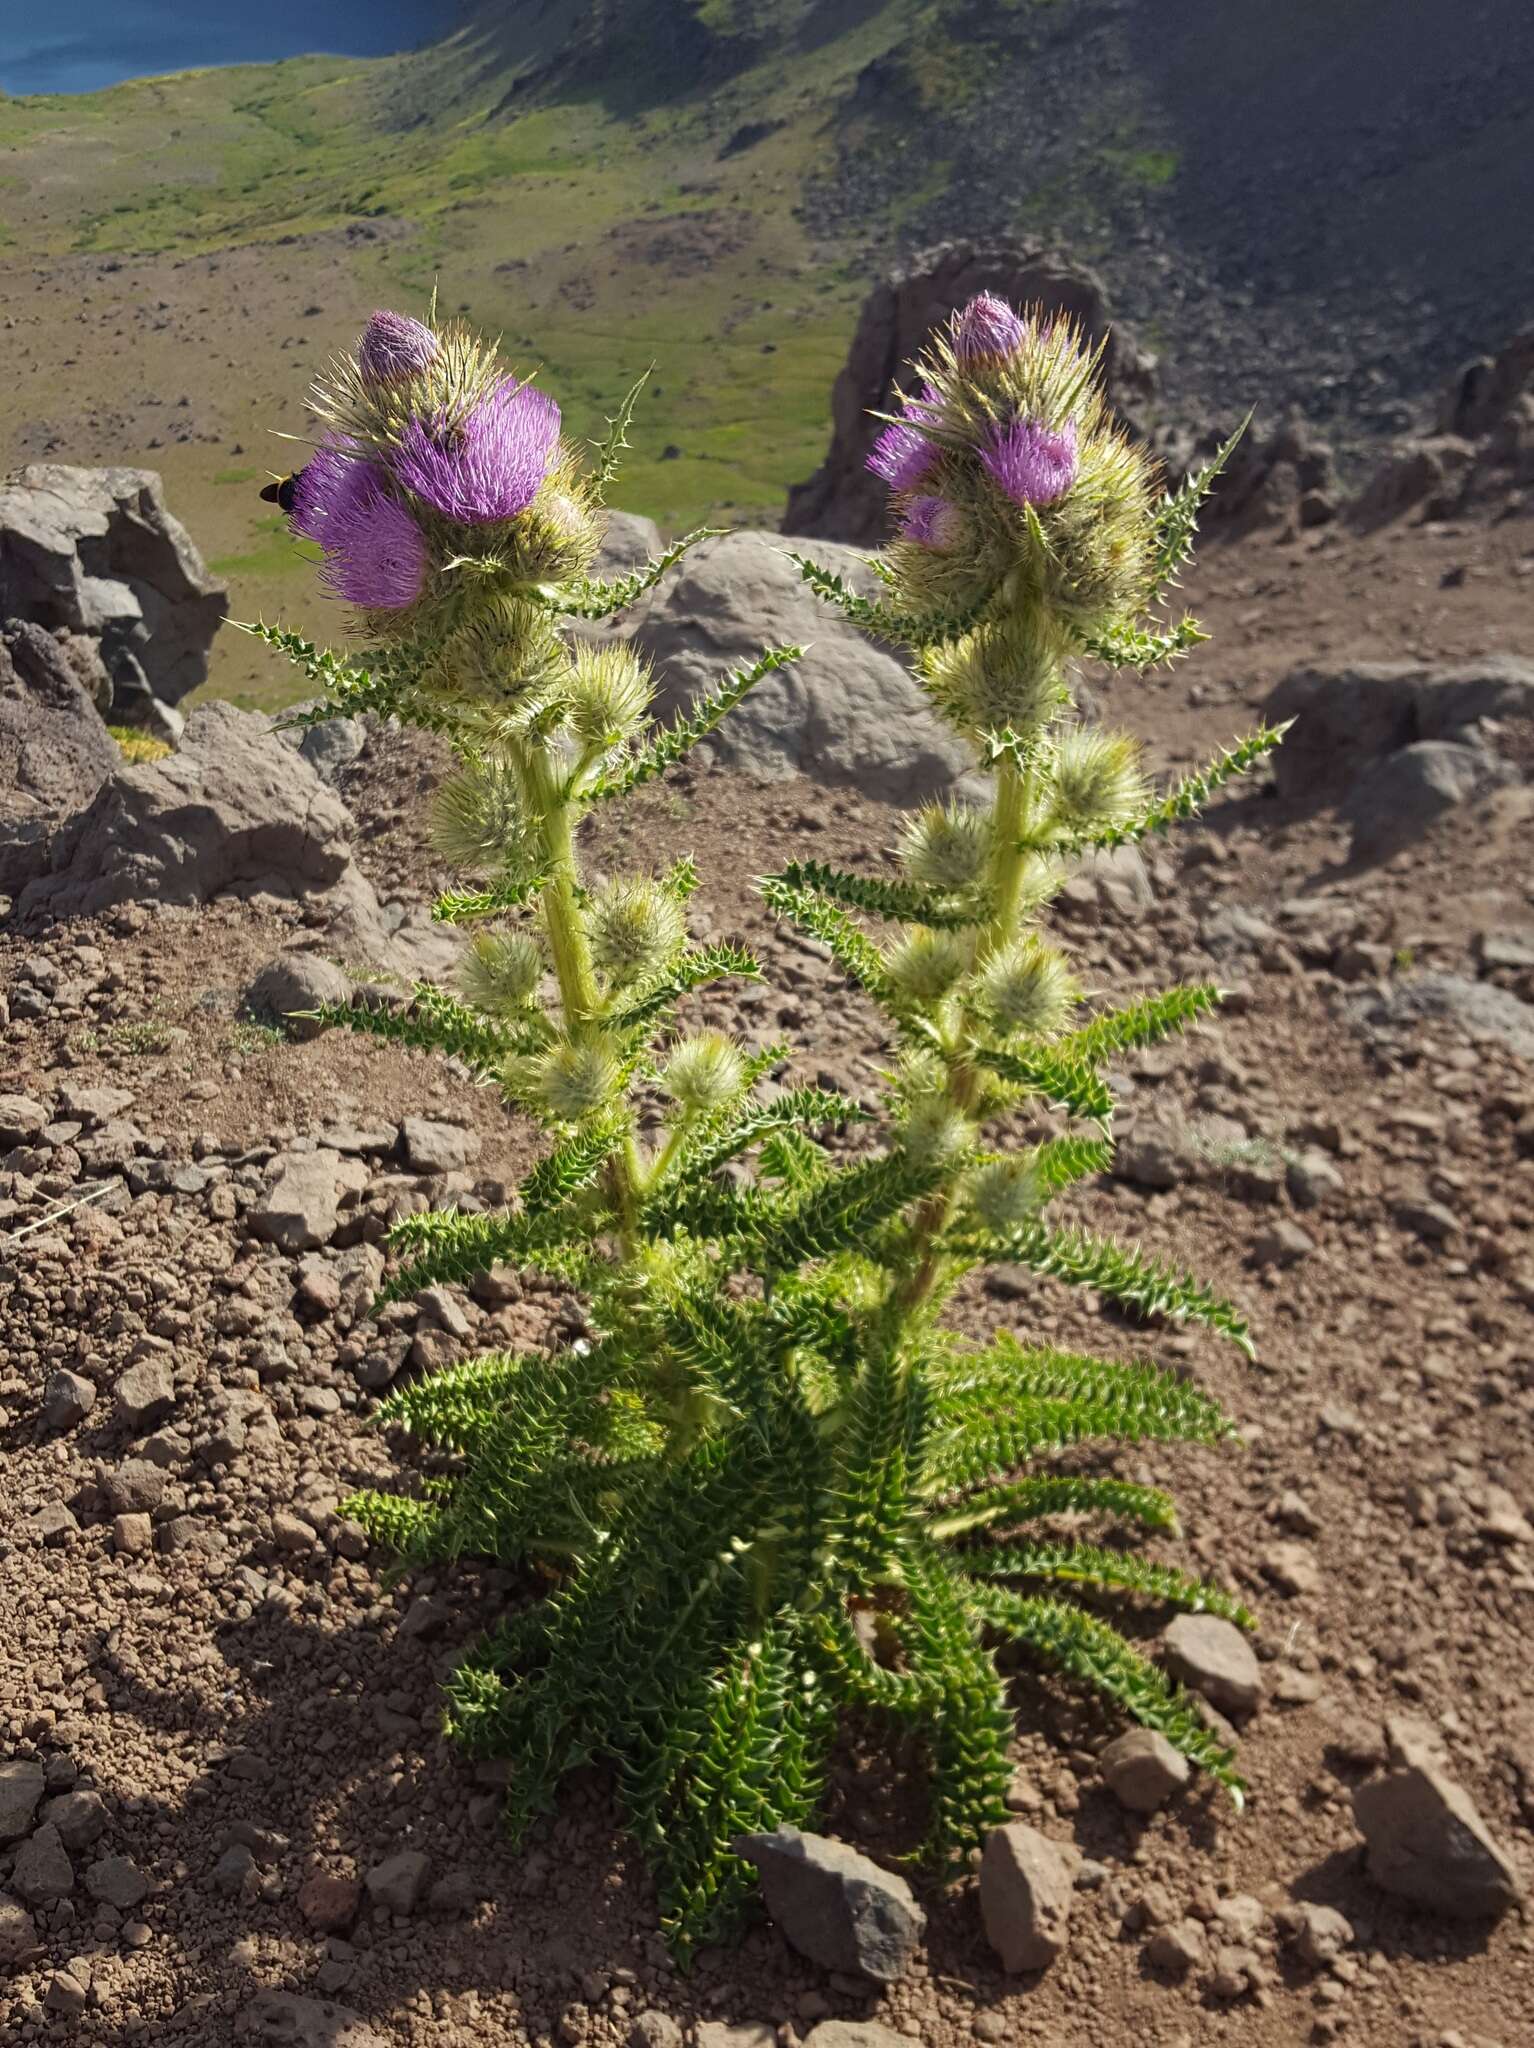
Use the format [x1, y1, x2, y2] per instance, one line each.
[251, 299, 1281, 1958]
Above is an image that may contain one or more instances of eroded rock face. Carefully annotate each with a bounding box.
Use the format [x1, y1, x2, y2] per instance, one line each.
[0, 465, 227, 708]
[629, 530, 974, 800]
[18, 701, 379, 932]
[0, 621, 122, 896]
[783, 242, 1154, 544]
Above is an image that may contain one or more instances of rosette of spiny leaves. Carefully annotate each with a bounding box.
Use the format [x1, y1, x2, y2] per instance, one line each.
[245, 302, 1277, 1963]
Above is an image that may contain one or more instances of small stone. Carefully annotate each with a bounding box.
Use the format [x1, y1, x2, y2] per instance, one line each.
[978, 1823, 1073, 1973]
[234, 1989, 388, 2046]
[1353, 1760, 1522, 1918]
[802, 2026, 909, 2048]
[45, 1967, 89, 2017]
[39, 1368, 97, 1432]
[114, 1353, 176, 1432]
[0, 1758, 46, 1842]
[297, 1872, 363, 1935]
[0, 1094, 48, 1145]
[363, 1849, 430, 1916]
[29, 1499, 78, 1544]
[272, 1511, 317, 1554]
[733, 1826, 925, 1982]
[1283, 1901, 1354, 1968]
[84, 1853, 149, 1909]
[212, 1843, 261, 1898]
[245, 951, 353, 1040]
[1208, 1941, 1261, 2000]
[113, 1511, 153, 1555]
[248, 1150, 369, 1253]
[1162, 1614, 1264, 1718]
[0, 1893, 40, 1967]
[39, 1788, 109, 1852]
[1100, 1728, 1191, 1812]
[400, 1116, 480, 1175]
[695, 2026, 779, 2048]
[1251, 1218, 1315, 1268]
[1145, 1917, 1206, 1975]
[1286, 1147, 1345, 1209]
[1263, 1541, 1322, 1597]
[11, 1823, 74, 1905]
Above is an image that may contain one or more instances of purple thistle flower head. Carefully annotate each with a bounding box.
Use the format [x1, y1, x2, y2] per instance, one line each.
[357, 310, 439, 387]
[291, 447, 427, 609]
[394, 377, 561, 526]
[899, 495, 966, 550]
[953, 292, 1025, 366]
[981, 415, 1079, 509]
[866, 382, 943, 492]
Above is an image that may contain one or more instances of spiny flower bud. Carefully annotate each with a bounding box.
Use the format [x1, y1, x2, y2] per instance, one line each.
[952, 292, 1026, 367]
[432, 601, 566, 712]
[884, 929, 974, 1004]
[923, 614, 1069, 741]
[566, 643, 653, 748]
[1048, 728, 1146, 834]
[588, 879, 686, 990]
[898, 802, 992, 891]
[395, 377, 561, 526]
[357, 310, 439, 388]
[430, 754, 531, 871]
[981, 415, 1079, 509]
[966, 1155, 1044, 1234]
[660, 1032, 745, 1117]
[459, 930, 544, 1015]
[531, 1039, 622, 1122]
[899, 1092, 972, 1172]
[291, 448, 427, 612]
[898, 495, 969, 550]
[975, 936, 1076, 1036]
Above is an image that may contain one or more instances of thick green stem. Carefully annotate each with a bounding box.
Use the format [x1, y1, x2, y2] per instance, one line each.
[524, 745, 642, 1248]
[892, 754, 1035, 1317]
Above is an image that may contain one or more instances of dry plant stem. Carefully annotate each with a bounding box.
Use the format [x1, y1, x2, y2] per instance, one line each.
[894, 754, 1032, 1316]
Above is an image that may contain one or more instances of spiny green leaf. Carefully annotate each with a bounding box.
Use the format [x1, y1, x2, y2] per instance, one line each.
[432, 871, 551, 924]
[552, 526, 720, 620]
[769, 858, 984, 930]
[924, 1473, 1179, 1541]
[1058, 984, 1221, 1066]
[592, 646, 802, 796]
[961, 1539, 1254, 1626]
[787, 551, 997, 647]
[1084, 724, 1288, 850]
[973, 1043, 1113, 1126]
[606, 943, 761, 1028]
[759, 875, 891, 1006]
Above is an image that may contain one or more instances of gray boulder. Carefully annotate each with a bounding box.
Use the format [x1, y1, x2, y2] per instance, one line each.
[1342, 740, 1517, 864]
[18, 702, 383, 940]
[630, 531, 974, 800]
[246, 951, 355, 1040]
[1262, 656, 1534, 806]
[1341, 971, 1534, 1062]
[0, 621, 122, 895]
[734, 1826, 925, 1981]
[597, 509, 664, 576]
[0, 464, 226, 706]
[1354, 1759, 1521, 1919]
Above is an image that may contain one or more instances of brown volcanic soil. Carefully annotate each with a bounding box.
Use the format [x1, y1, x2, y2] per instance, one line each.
[2, 509, 1533, 2046]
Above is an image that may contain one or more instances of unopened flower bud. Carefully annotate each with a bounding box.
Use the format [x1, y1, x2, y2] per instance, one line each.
[588, 879, 686, 990]
[1048, 728, 1145, 834]
[898, 802, 992, 891]
[952, 292, 1026, 367]
[357, 309, 439, 387]
[661, 1032, 745, 1117]
[898, 495, 969, 550]
[975, 936, 1076, 1037]
[459, 931, 544, 1015]
[967, 1156, 1044, 1234]
[884, 929, 974, 1004]
[900, 1093, 972, 1171]
[430, 754, 531, 871]
[924, 615, 1068, 741]
[567, 643, 653, 747]
[531, 1040, 621, 1121]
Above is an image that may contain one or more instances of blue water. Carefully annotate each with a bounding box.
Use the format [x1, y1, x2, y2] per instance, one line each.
[0, 2, 458, 96]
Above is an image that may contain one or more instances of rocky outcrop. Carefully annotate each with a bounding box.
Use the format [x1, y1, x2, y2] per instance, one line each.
[1349, 327, 1534, 529]
[628, 530, 974, 799]
[1262, 656, 1533, 865]
[1156, 414, 1340, 536]
[782, 242, 1155, 544]
[0, 620, 122, 896]
[0, 464, 227, 725]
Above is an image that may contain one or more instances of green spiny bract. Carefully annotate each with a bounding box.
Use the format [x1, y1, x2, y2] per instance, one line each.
[250, 301, 1270, 1963]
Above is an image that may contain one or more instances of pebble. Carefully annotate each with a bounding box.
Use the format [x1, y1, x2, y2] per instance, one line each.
[0, 1758, 46, 1842]
[1162, 1613, 1264, 1717]
[734, 1826, 925, 1982]
[978, 1823, 1073, 1972]
[84, 1853, 149, 1909]
[114, 1352, 177, 1431]
[39, 1367, 97, 1432]
[1354, 1755, 1521, 1918]
[39, 1787, 109, 1851]
[363, 1848, 431, 1915]
[1099, 1727, 1191, 1811]
[11, 1823, 75, 1905]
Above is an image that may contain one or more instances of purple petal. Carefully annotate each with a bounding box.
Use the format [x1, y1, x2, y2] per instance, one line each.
[981, 415, 1079, 509]
[394, 378, 561, 525]
[291, 448, 427, 609]
[953, 292, 1025, 365]
[866, 382, 943, 491]
[357, 309, 439, 386]
[899, 495, 965, 548]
